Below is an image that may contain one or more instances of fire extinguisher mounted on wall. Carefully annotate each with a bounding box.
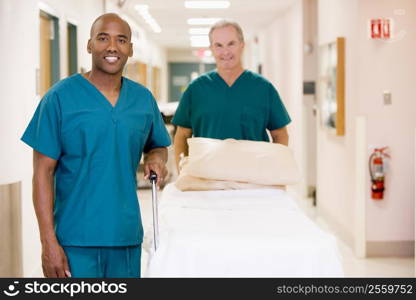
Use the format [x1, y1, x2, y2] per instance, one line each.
[369, 147, 390, 200]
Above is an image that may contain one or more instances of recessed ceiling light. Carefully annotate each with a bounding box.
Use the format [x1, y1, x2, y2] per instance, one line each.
[187, 18, 220, 25]
[188, 27, 210, 35]
[191, 42, 210, 48]
[185, 1, 230, 9]
[190, 35, 209, 43]
[190, 35, 210, 47]
[134, 4, 162, 33]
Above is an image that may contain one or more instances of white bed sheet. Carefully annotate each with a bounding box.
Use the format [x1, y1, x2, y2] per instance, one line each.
[144, 183, 344, 277]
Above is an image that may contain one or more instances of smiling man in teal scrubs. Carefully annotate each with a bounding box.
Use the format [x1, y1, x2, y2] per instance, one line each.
[172, 20, 291, 171]
[21, 13, 170, 278]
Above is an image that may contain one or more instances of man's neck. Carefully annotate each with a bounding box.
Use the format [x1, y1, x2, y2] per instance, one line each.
[84, 69, 122, 93]
[217, 66, 245, 87]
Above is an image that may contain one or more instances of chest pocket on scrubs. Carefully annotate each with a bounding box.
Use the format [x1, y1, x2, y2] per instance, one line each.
[122, 112, 152, 156]
[241, 105, 266, 140]
[61, 108, 109, 158]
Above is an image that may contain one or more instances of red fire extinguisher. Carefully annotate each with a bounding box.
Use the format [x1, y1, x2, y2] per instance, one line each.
[369, 147, 390, 200]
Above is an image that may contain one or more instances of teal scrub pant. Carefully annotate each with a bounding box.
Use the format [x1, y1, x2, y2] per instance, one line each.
[63, 245, 141, 278]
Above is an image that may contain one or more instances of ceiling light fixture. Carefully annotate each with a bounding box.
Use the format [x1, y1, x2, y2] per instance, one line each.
[184, 1, 230, 9]
[191, 41, 210, 48]
[190, 35, 210, 48]
[187, 18, 220, 25]
[189, 27, 210, 35]
[134, 4, 161, 33]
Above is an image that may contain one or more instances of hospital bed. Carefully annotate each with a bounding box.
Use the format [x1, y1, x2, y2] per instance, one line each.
[143, 183, 344, 277]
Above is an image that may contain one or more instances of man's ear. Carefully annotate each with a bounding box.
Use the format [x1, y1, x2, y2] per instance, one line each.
[129, 42, 133, 57]
[87, 39, 92, 54]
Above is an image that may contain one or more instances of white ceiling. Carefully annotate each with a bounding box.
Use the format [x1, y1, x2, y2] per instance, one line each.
[121, 0, 296, 49]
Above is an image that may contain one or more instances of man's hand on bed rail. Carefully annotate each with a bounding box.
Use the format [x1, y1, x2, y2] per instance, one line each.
[143, 147, 168, 189]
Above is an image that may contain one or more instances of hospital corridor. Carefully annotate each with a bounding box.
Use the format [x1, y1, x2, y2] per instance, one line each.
[0, 0, 415, 279]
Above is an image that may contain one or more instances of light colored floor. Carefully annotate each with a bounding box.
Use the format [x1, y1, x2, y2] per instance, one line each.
[138, 187, 415, 277]
[293, 194, 414, 278]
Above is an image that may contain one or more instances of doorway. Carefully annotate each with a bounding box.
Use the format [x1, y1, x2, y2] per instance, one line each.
[67, 22, 78, 76]
[168, 62, 216, 102]
[39, 11, 60, 97]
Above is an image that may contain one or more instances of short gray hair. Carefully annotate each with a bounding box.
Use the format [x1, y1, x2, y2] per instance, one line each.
[209, 19, 245, 44]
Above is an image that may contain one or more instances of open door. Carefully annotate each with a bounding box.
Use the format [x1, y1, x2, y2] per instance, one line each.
[39, 11, 60, 97]
[152, 66, 161, 100]
[39, 13, 52, 97]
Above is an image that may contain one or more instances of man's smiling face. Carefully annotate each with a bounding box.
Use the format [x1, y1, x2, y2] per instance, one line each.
[87, 15, 133, 76]
[210, 25, 244, 72]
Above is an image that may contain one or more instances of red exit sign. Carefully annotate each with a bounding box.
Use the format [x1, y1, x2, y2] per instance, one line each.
[370, 18, 391, 39]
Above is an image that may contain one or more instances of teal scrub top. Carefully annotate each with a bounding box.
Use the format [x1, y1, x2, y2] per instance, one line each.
[21, 74, 171, 247]
[172, 70, 291, 141]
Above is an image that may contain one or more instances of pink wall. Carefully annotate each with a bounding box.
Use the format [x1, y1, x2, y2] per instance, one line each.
[357, 0, 415, 241]
[318, 0, 415, 244]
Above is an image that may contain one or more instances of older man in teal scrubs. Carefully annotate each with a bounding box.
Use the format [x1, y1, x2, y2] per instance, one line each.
[173, 20, 291, 170]
[21, 13, 170, 278]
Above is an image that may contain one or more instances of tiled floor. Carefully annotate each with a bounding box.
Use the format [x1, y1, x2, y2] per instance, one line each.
[137, 187, 415, 277]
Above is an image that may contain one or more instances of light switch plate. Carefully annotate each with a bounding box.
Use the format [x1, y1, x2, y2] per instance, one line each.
[383, 91, 392, 105]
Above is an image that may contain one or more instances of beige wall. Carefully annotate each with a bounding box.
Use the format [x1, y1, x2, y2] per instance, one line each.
[0, 183, 22, 277]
